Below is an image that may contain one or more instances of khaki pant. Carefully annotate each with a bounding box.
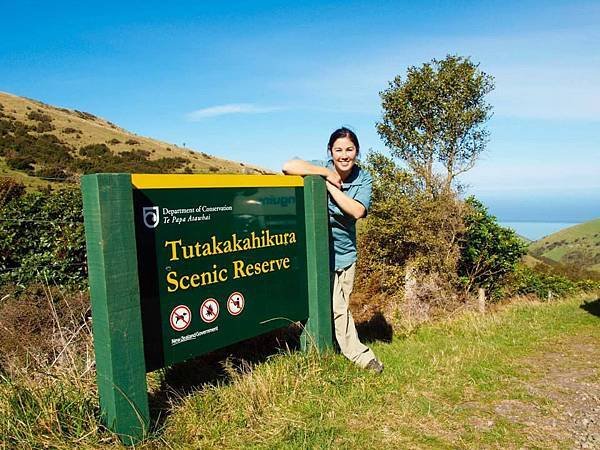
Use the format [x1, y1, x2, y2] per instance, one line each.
[332, 263, 376, 368]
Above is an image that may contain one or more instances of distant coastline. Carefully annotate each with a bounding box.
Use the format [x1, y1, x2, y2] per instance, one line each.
[500, 221, 580, 241]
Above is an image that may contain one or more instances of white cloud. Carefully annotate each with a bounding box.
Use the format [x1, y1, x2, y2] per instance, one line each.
[186, 103, 282, 120]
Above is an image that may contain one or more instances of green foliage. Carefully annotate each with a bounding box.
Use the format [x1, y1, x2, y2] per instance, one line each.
[507, 265, 600, 299]
[0, 183, 86, 288]
[458, 197, 527, 294]
[6, 156, 35, 172]
[358, 151, 464, 293]
[0, 118, 75, 171]
[79, 143, 110, 157]
[0, 117, 189, 179]
[0, 178, 25, 206]
[35, 166, 69, 180]
[377, 55, 494, 192]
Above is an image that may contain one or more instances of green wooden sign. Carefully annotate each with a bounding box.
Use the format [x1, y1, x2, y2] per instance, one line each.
[81, 173, 332, 444]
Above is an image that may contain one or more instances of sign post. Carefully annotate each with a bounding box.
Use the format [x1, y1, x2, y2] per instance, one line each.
[82, 174, 332, 444]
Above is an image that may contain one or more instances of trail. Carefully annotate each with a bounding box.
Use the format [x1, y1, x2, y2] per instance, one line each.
[488, 336, 600, 449]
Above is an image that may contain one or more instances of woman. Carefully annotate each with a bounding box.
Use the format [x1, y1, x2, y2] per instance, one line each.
[283, 127, 383, 373]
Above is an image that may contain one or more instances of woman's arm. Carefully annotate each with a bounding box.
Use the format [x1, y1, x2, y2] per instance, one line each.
[282, 159, 341, 188]
[325, 183, 366, 220]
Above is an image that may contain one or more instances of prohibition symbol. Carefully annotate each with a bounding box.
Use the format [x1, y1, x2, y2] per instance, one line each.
[227, 292, 245, 316]
[200, 298, 219, 323]
[170, 305, 191, 332]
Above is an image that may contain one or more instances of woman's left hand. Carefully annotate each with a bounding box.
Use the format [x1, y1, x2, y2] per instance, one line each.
[325, 181, 366, 220]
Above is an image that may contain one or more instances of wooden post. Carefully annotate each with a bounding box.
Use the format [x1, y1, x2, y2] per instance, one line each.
[301, 176, 333, 351]
[81, 174, 149, 445]
[477, 288, 486, 313]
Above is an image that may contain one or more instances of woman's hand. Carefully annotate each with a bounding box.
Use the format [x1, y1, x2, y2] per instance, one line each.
[325, 170, 342, 189]
[326, 181, 366, 220]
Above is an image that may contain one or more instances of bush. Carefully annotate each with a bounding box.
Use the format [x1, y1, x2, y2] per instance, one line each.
[106, 138, 121, 145]
[125, 138, 139, 145]
[458, 197, 527, 296]
[0, 187, 86, 288]
[0, 178, 25, 206]
[26, 111, 52, 123]
[358, 151, 464, 291]
[62, 127, 80, 134]
[506, 265, 600, 299]
[355, 150, 466, 329]
[35, 166, 69, 181]
[35, 121, 55, 133]
[6, 156, 35, 172]
[79, 143, 110, 158]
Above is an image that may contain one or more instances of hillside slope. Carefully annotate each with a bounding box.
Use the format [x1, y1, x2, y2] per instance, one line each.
[0, 92, 266, 189]
[529, 218, 600, 272]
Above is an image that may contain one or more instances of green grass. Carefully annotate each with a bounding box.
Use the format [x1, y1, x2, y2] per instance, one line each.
[161, 294, 600, 448]
[2, 294, 599, 448]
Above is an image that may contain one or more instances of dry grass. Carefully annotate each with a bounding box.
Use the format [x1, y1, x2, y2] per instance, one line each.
[0, 91, 269, 184]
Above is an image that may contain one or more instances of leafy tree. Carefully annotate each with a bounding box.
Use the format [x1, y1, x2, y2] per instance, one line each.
[458, 197, 527, 294]
[377, 55, 494, 193]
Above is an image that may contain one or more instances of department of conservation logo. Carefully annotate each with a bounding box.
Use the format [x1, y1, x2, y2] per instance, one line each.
[142, 206, 160, 228]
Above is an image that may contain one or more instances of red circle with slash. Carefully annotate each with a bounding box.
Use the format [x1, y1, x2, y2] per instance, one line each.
[227, 292, 245, 316]
[200, 298, 219, 323]
[170, 305, 191, 332]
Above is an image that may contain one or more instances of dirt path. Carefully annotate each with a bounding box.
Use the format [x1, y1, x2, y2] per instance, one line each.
[475, 336, 600, 449]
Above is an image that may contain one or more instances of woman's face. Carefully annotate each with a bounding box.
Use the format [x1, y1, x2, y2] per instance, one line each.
[330, 136, 358, 177]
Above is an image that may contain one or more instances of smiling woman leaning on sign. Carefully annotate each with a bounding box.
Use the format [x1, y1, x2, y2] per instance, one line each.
[282, 127, 383, 373]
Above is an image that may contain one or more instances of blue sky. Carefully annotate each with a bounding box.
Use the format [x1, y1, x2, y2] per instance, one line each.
[1, 0, 598, 222]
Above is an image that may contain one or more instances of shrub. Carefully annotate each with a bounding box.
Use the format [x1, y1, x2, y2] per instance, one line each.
[106, 138, 121, 145]
[358, 151, 464, 291]
[125, 138, 139, 145]
[505, 265, 600, 299]
[35, 121, 55, 133]
[62, 127, 80, 134]
[6, 156, 35, 172]
[355, 150, 466, 329]
[0, 178, 25, 206]
[26, 111, 53, 123]
[73, 110, 97, 121]
[0, 188, 86, 288]
[79, 143, 110, 158]
[35, 166, 69, 181]
[458, 197, 527, 296]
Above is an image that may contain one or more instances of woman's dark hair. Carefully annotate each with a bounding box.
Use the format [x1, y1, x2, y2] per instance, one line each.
[327, 127, 360, 155]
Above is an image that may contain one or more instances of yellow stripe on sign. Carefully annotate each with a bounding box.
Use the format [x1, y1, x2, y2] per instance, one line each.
[131, 174, 304, 189]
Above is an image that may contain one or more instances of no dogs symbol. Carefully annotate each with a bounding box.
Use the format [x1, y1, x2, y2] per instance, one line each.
[227, 292, 245, 316]
[200, 298, 220, 323]
[170, 305, 191, 332]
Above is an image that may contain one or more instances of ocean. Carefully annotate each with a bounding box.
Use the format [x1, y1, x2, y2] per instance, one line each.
[500, 222, 580, 241]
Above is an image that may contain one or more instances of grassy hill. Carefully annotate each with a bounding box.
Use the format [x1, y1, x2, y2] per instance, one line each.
[529, 218, 600, 272]
[0, 91, 266, 189]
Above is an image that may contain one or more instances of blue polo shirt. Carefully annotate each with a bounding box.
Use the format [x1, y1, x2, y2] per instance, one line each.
[311, 160, 372, 271]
